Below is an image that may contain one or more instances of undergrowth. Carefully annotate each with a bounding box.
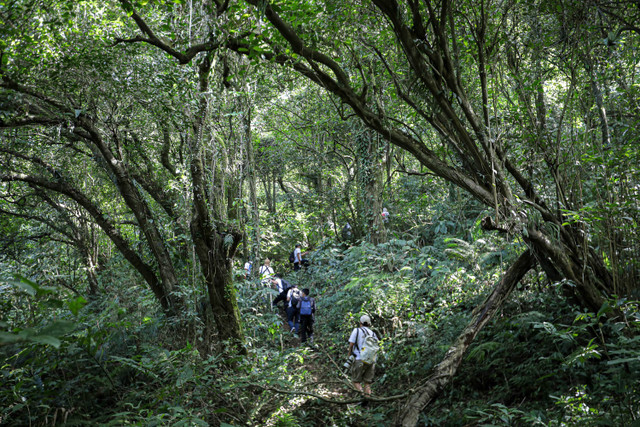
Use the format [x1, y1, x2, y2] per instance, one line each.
[2, 233, 640, 425]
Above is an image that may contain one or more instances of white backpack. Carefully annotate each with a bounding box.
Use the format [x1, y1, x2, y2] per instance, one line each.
[358, 328, 379, 365]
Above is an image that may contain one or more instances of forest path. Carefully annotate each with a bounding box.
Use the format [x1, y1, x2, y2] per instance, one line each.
[255, 308, 359, 425]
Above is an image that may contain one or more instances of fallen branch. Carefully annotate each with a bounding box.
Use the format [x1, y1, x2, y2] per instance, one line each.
[247, 344, 412, 405]
[251, 383, 409, 405]
[397, 249, 536, 426]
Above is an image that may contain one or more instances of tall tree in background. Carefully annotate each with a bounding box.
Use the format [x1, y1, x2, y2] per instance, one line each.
[259, 83, 394, 243]
[356, 128, 387, 244]
[0, 0, 246, 351]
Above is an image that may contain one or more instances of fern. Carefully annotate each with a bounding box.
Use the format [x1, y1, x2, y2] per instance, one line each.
[466, 341, 502, 363]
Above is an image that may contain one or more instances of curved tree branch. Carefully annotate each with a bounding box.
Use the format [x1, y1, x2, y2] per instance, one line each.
[233, 3, 497, 207]
[0, 172, 168, 309]
[115, 0, 220, 64]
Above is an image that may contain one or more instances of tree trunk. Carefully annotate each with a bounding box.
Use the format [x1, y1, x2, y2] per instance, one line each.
[525, 226, 611, 312]
[244, 97, 261, 272]
[188, 54, 246, 352]
[79, 220, 100, 297]
[77, 117, 182, 312]
[191, 223, 245, 350]
[357, 129, 386, 244]
[397, 250, 536, 426]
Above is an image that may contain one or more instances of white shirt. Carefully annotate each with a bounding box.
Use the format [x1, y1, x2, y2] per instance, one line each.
[259, 265, 274, 279]
[273, 278, 284, 293]
[287, 287, 300, 307]
[349, 327, 377, 360]
[294, 247, 302, 263]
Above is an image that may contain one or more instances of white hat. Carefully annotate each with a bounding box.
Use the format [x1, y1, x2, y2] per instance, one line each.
[360, 315, 371, 325]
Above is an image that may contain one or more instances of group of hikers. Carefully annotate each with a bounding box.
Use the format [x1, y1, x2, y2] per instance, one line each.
[271, 272, 379, 397]
[243, 246, 380, 398]
[243, 249, 316, 344]
[267, 266, 317, 345]
[234, 209, 390, 397]
[243, 244, 310, 280]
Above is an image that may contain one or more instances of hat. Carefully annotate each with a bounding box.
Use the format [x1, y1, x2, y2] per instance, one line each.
[360, 315, 371, 325]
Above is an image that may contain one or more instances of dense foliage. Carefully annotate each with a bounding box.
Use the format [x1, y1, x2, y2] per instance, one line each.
[3, 231, 640, 425]
[1, 0, 639, 425]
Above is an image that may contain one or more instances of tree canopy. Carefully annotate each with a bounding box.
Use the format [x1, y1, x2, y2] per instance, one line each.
[1, 0, 640, 425]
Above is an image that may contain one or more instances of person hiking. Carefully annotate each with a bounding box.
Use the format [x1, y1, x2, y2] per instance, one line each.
[286, 283, 302, 333]
[293, 244, 310, 271]
[293, 244, 303, 271]
[259, 258, 274, 282]
[381, 207, 389, 223]
[296, 288, 316, 344]
[271, 274, 292, 308]
[244, 260, 252, 279]
[347, 315, 379, 396]
[341, 222, 353, 242]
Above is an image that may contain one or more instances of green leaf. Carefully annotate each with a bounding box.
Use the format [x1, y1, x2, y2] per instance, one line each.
[39, 320, 76, 337]
[596, 300, 611, 318]
[67, 296, 87, 316]
[0, 331, 23, 344]
[0, 329, 63, 348]
[30, 335, 62, 348]
[607, 357, 640, 365]
[9, 275, 54, 296]
[8, 278, 36, 296]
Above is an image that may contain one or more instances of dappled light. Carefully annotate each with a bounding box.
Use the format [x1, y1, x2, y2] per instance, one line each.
[2, 0, 640, 425]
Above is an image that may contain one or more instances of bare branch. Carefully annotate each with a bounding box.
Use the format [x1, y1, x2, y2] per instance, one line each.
[115, 0, 219, 64]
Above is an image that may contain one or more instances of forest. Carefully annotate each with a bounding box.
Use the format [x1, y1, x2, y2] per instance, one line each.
[1, 0, 639, 425]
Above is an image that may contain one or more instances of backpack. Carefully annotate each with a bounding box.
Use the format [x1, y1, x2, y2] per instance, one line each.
[289, 288, 302, 307]
[358, 328, 379, 365]
[259, 265, 273, 279]
[300, 297, 313, 315]
[280, 278, 291, 291]
[288, 251, 295, 263]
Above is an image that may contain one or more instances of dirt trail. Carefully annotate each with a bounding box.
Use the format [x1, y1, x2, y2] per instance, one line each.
[251, 310, 355, 424]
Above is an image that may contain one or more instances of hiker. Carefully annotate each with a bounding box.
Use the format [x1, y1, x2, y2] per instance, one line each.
[293, 244, 303, 271]
[259, 258, 274, 281]
[341, 222, 353, 241]
[271, 275, 292, 307]
[296, 288, 316, 344]
[244, 260, 252, 279]
[286, 283, 302, 333]
[293, 244, 310, 271]
[381, 207, 389, 223]
[347, 315, 379, 396]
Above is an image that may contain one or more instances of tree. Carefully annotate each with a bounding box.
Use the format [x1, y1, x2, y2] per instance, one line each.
[0, 0, 246, 351]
